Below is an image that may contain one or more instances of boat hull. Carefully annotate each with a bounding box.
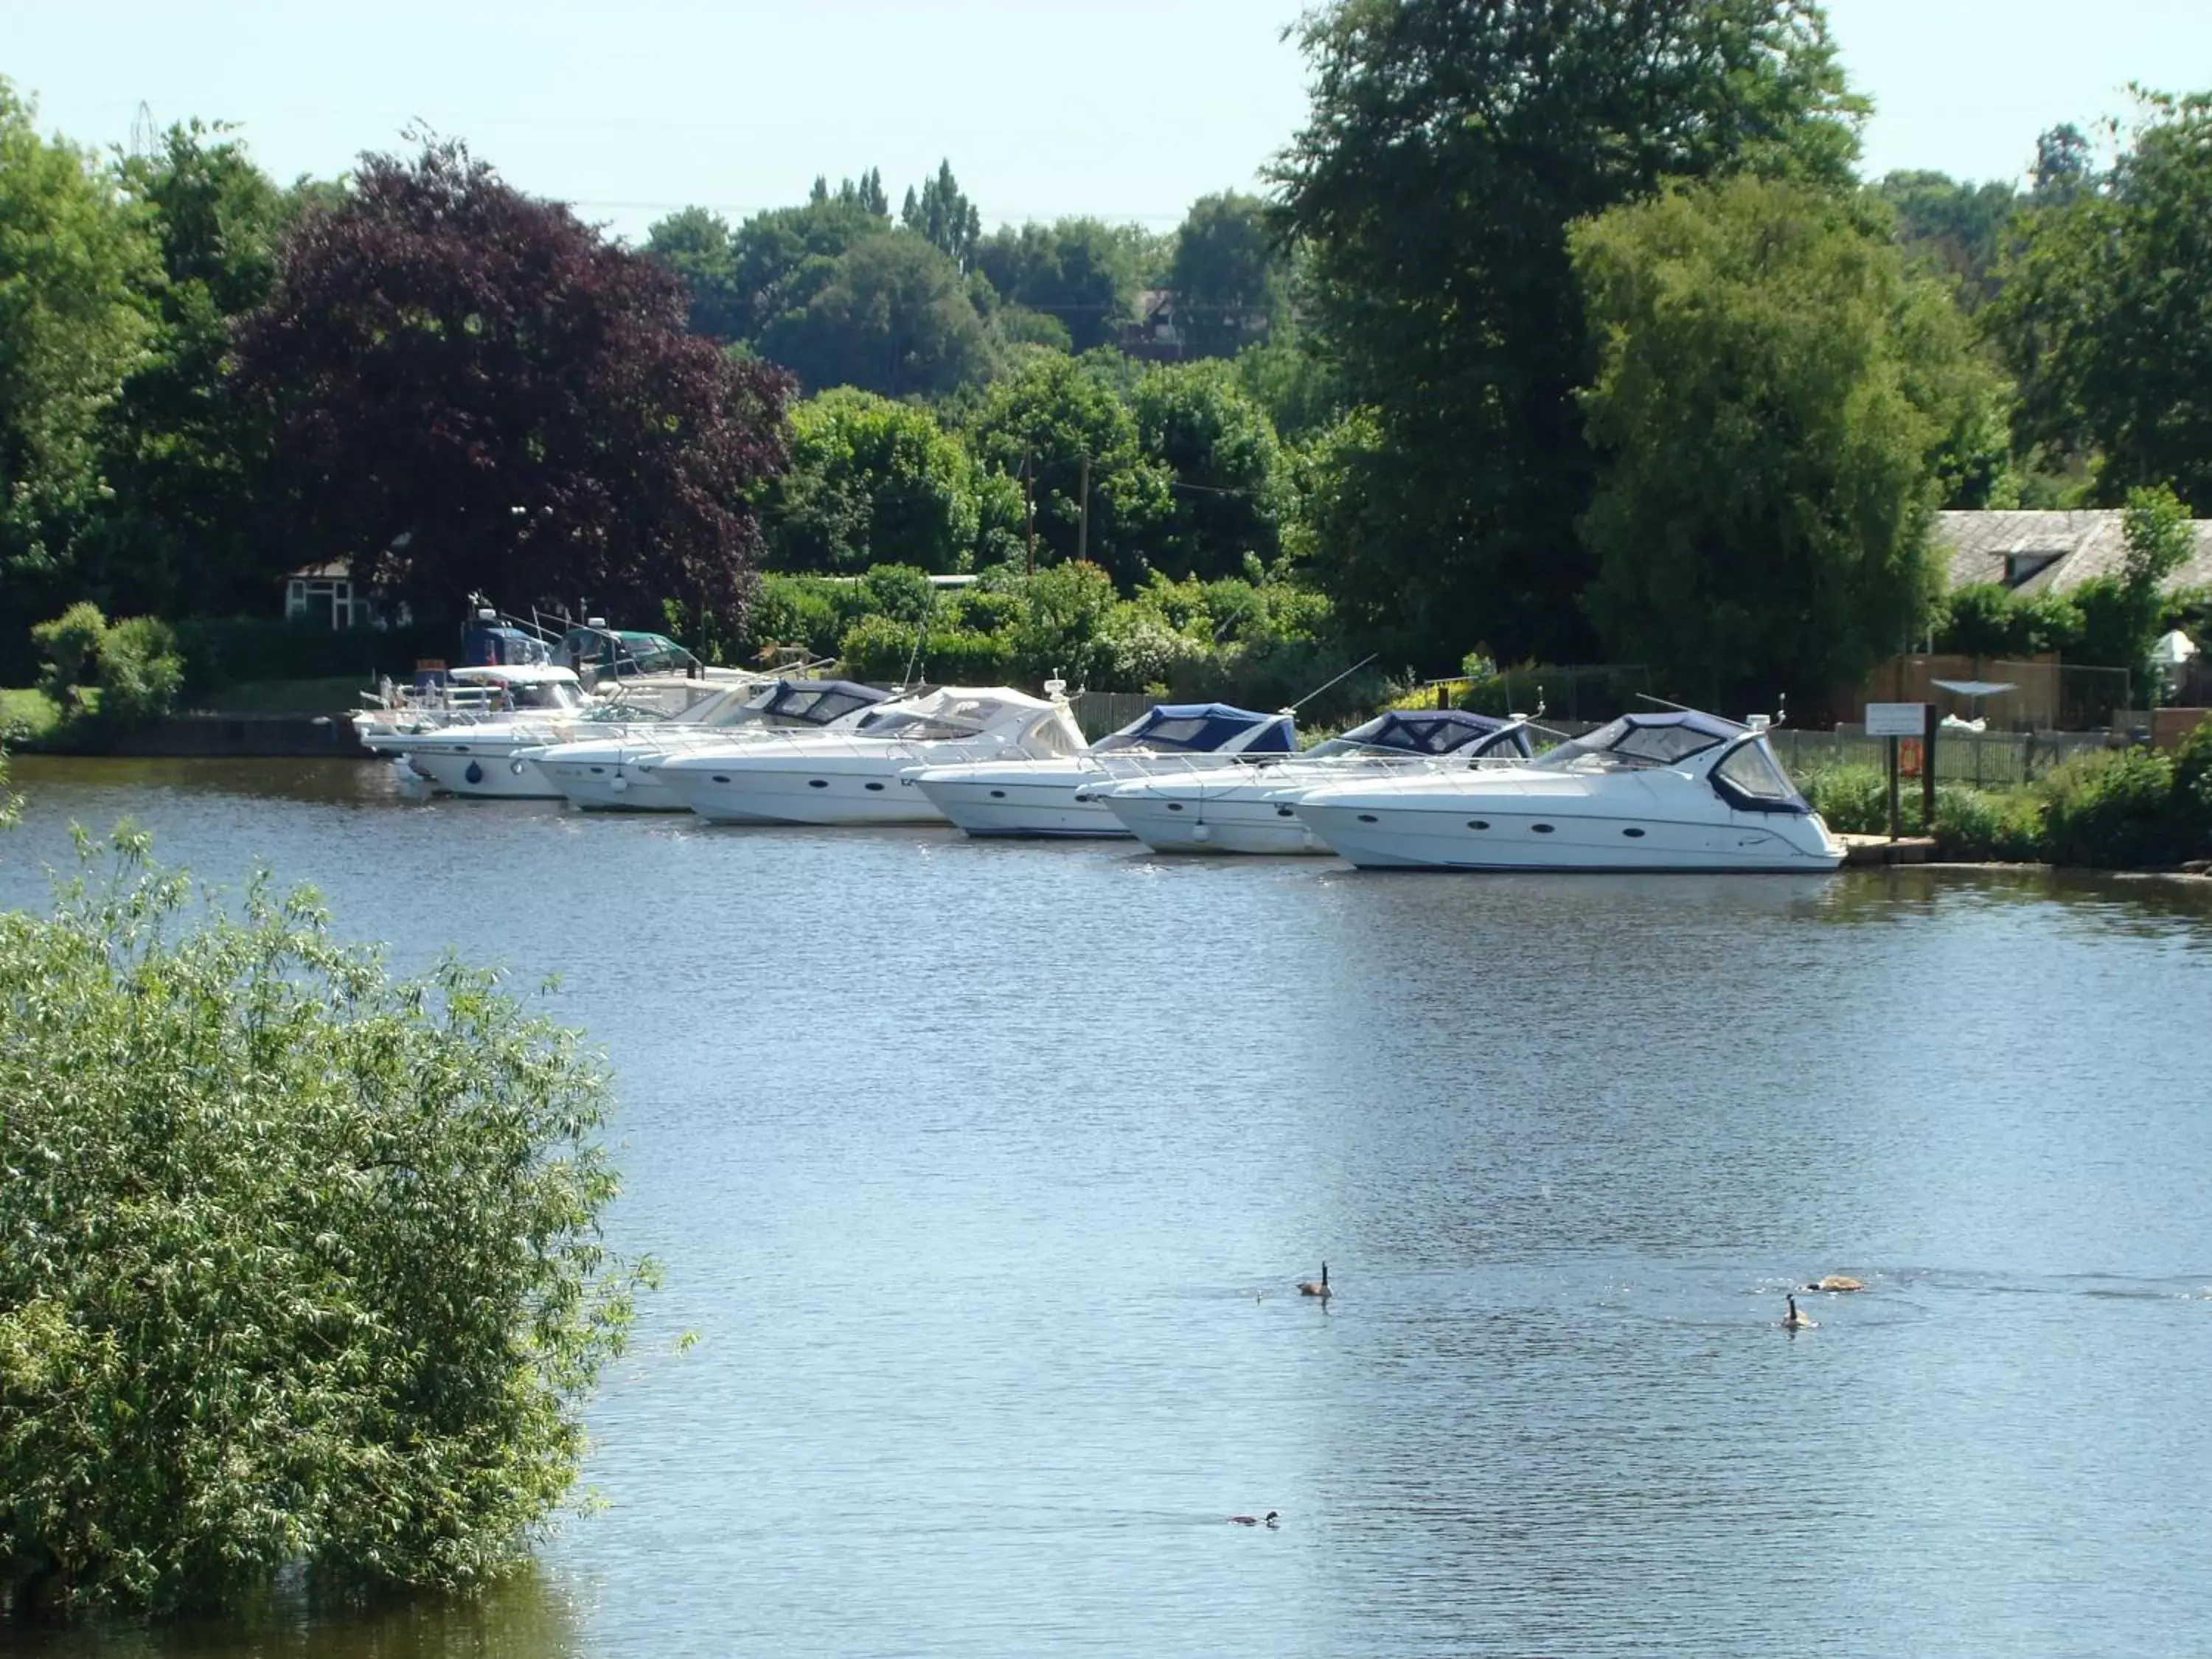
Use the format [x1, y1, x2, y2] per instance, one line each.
[533, 755, 686, 811]
[662, 759, 950, 826]
[1102, 788, 1326, 855]
[909, 771, 1128, 838]
[1295, 798, 1843, 872]
[403, 747, 563, 799]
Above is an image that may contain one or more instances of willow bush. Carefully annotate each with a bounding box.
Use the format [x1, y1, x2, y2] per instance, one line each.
[0, 830, 647, 1619]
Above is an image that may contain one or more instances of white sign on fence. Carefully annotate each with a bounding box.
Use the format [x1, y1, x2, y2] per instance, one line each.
[1864, 701, 1929, 737]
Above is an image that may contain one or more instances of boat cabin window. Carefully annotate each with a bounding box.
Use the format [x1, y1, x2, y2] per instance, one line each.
[1711, 738, 1809, 813]
[507, 681, 582, 711]
[1535, 717, 1725, 773]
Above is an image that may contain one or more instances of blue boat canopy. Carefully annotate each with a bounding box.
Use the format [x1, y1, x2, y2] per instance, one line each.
[1099, 703, 1296, 754]
[1332, 709, 1536, 758]
[1540, 710, 1742, 769]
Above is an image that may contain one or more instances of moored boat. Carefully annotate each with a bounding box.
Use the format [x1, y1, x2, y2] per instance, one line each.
[1099, 709, 1534, 854]
[1292, 710, 1843, 872]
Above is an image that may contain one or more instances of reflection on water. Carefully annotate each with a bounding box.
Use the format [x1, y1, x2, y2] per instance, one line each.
[6, 758, 2212, 1658]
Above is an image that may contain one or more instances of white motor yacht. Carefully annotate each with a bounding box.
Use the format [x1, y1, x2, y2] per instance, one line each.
[389, 669, 768, 800]
[905, 701, 1297, 838]
[657, 686, 1088, 826]
[1293, 710, 1844, 872]
[1099, 709, 1535, 854]
[526, 678, 891, 811]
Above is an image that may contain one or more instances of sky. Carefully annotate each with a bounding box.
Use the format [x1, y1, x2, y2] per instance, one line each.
[6, 0, 2210, 241]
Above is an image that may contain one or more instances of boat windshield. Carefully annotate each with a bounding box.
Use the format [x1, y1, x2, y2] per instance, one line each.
[1534, 715, 1729, 773]
[849, 712, 984, 741]
[1710, 737, 1813, 814]
[511, 681, 584, 712]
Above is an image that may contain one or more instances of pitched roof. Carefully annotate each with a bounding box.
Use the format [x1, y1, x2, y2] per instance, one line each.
[1935, 509, 2212, 595]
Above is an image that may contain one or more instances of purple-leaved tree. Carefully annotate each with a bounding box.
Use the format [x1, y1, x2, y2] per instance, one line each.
[234, 140, 789, 639]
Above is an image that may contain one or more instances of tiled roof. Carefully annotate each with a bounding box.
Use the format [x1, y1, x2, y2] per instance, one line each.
[1935, 510, 2212, 594]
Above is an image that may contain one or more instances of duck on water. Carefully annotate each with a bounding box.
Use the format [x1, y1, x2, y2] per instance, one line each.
[1298, 1263, 1330, 1298]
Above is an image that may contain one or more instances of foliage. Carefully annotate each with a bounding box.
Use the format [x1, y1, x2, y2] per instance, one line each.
[767, 391, 982, 574]
[759, 232, 996, 398]
[1573, 177, 1996, 703]
[1273, 0, 1866, 668]
[1931, 782, 2046, 861]
[166, 616, 453, 700]
[71, 123, 302, 622]
[28, 602, 183, 726]
[1129, 361, 1289, 582]
[1934, 582, 2083, 658]
[0, 80, 159, 648]
[1797, 764, 1892, 835]
[0, 836, 647, 1616]
[233, 140, 790, 641]
[2041, 746, 2188, 866]
[641, 206, 751, 340]
[900, 161, 981, 271]
[1166, 192, 1288, 358]
[1872, 170, 2020, 309]
[1989, 92, 2212, 505]
[964, 353, 1171, 585]
[1231, 335, 1345, 444]
[973, 219, 1159, 354]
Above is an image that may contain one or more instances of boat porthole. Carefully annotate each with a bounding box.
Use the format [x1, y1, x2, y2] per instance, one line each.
[807, 779, 830, 789]
[1467, 819, 1489, 830]
[1166, 802, 1184, 813]
[712, 775, 731, 784]
[464, 762, 484, 785]
[990, 789, 1007, 799]
[1531, 824, 1555, 833]
[1623, 827, 1646, 838]
[865, 782, 885, 791]
[1357, 813, 1379, 824]
[590, 766, 604, 774]
[1276, 805, 1295, 817]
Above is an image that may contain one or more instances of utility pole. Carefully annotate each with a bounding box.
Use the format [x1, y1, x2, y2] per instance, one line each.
[1023, 445, 1037, 576]
[1077, 453, 1091, 568]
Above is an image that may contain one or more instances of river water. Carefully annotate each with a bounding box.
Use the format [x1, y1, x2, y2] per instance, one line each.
[6, 757, 2211, 1658]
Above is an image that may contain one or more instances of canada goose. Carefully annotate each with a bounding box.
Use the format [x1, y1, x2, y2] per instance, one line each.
[1298, 1263, 1330, 1298]
[1782, 1293, 1816, 1330]
[1231, 1511, 1279, 1527]
[1805, 1275, 1865, 1293]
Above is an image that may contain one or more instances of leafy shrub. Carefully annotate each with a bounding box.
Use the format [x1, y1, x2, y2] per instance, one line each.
[917, 629, 1017, 684]
[836, 613, 925, 682]
[29, 603, 108, 709]
[0, 837, 646, 1617]
[746, 575, 850, 660]
[2041, 747, 2185, 867]
[93, 616, 185, 724]
[1932, 784, 2046, 861]
[1799, 765, 1894, 835]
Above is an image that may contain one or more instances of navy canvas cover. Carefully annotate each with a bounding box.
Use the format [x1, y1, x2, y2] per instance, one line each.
[759, 678, 890, 726]
[1112, 703, 1295, 753]
[1338, 709, 1534, 757]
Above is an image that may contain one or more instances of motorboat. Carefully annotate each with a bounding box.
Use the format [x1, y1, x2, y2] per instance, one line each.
[1292, 710, 1844, 872]
[1099, 709, 1535, 855]
[904, 701, 1297, 838]
[526, 678, 892, 811]
[657, 686, 1088, 826]
[383, 669, 771, 800]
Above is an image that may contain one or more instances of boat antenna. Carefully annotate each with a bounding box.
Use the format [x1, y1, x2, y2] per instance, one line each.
[900, 582, 943, 692]
[1286, 653, 1380, 714]
[1632, 691, 1747, 729]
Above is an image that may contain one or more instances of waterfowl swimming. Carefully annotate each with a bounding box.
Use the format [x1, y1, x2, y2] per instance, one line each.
[1806, 1275, 1865, 1293]
[1782, 1293, 1817, 1330]
[1297, 1263, 1330, 1298]
[1230, 1511, 1280, 1527]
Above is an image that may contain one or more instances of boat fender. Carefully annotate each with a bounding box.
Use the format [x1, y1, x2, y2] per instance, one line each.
[611, 775, 629, 793]
[509, 757, 529, 775]
[465, 761, 484, 785]
[1193, 822, 1211, 843]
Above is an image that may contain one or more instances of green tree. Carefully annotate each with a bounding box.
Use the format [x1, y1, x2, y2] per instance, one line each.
[1273, 0, 1865, 668]
[759, 232, 998, 397]
[1872, 169, 2020, 309]
[71, 122, 295, 619]
[642, 206, 749, 339]
[1166, 192, 1287, 358]
[900, 160, 981, 271]
[767, 389, 984, 573]
[2068, 482, 2197, 684]
[1130, 361, 1288, 580]
[974, 219, 1154, 354]
[965, 352, 1169, 586]
[0, 835, 647, 1616]
[1571, 176, 1999, 703]
[723, 189, 889, 344]
[1989, 92, 2212, 507]
[0, 81, 158, 666]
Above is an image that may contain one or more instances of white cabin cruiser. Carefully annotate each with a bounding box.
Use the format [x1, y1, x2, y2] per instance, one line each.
[388, 669, 768, 800]
[657, 686, 1088, 826]
[1100, 709, 1535, 855]
[1293, 710, 1844, 872]
[526, 678, 891, 811]
[905, 701, 1296, 838]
